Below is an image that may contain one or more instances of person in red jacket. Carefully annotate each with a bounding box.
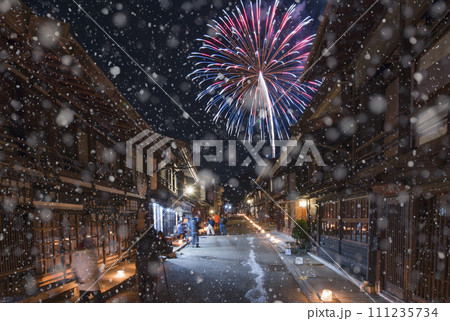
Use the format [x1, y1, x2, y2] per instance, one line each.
[213, 213, 220, 232]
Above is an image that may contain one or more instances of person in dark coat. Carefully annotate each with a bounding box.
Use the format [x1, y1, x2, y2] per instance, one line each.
[219, 215, 227, 235]
[136, 228, 167, 302]
[177, 220, 186, 239]
[189, 215, 201, 247]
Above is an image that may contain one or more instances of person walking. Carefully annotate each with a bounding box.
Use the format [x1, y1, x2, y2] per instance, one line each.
[189, 215, 201, 247]
[72, 238, 102, 303]
[219, 215, 227, 235]
[213, 213, 220, 233]
[136, 227, 167, 303]
[206, 217, 215, 236]
[177, 220, 186, 239]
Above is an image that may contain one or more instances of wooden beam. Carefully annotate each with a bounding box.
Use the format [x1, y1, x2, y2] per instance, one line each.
[33, 201, 83, 210]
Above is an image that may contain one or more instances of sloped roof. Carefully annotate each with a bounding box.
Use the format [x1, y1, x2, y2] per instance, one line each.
[300, 0, 384, 82]
[0, 1, 150, 141]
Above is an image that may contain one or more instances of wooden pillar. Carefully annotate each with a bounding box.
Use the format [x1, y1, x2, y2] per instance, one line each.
[398, 0, 413, 155]
[306, 200, 311, 242]
[367, 193, 378, 289]
[102, 221, 106, 265]
[342, 72, 357, 169]
[404, 194, 414, 301]
[338, 200, 343, 255]
[316, 203, 321, 250]
[86, 128, 96, 178]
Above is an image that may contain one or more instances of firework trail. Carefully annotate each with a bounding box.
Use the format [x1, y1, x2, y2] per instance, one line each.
[189, 0, 321, 155]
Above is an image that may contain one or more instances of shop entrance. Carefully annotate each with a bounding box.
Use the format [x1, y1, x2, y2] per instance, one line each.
[382, 197, 409, 300]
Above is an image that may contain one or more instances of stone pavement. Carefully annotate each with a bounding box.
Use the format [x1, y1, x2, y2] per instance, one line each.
[21, 223, 389, 303]
[108, 219, 309, 303]
[263, 228, 388, 303]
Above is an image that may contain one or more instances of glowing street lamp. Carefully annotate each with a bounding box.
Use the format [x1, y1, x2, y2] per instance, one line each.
[186, 186, 194, 195]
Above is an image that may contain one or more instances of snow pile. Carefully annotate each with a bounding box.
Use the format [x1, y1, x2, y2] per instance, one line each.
[244, 237, 267, 303]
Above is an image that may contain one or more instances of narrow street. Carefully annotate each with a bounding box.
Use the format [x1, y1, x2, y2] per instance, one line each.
[108, 218, 308, 303]
[1, 0, 448, 309]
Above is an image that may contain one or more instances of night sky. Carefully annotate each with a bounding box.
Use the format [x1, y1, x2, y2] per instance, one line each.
[24, 0, 327, 203]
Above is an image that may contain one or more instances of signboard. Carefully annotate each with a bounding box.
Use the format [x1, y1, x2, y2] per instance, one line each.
[137, 173, 148, 197]
[84, 199, 119, 222]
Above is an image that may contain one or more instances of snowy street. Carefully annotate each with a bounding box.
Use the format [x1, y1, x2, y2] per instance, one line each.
[108, 218, 308, 303]
[1, 0, 448, 309]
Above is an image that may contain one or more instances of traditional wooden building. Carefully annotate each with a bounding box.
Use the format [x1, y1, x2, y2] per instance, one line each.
[0, 1, 204, 301]
[254, 155, 309, 233]
[257, 0, 449, 303]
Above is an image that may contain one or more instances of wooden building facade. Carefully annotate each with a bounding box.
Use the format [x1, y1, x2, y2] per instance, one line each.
[0, 2, 203, 301]
[256, 0, 449, 303]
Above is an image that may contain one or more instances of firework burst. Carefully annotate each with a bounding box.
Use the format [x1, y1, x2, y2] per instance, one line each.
[189, 0, 321, 154]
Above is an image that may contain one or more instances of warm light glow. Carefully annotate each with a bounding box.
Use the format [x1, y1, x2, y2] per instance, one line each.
[321, 289, 333, 302]
[261, 230, 265, 233]
[173, 239, 184, 246]
[299, 200, 307, 207]
[266, 233, 271, 238]
[117, 270, 125, 278]
[247, 199, 253, 204]
[209, 209, 214, 214]
[186, 186, 194, 195]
